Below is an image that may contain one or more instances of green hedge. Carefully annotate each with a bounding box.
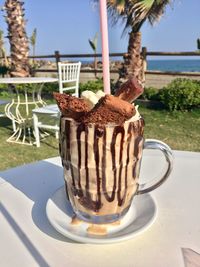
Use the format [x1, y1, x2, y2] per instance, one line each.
[1, 77, 200, 111]
[79, 78, 117, 94]
[0, 82, 58, 98]
[159, 79, 200, 111]
[0, 66, 9, 76]
[79, 79, 103, 93]
[140, 79, 200, 111]
[0, 78, 104, 97]
[139, 87, 160, 101]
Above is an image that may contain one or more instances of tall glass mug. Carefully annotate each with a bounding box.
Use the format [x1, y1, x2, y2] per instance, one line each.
[59, 117, 173, 224]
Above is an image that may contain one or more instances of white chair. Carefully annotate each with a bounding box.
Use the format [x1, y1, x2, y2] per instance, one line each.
[32, 61, 81, 147]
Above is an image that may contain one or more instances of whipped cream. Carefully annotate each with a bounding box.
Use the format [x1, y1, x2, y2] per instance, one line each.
[81, 90, 105, 108]
[81, 90, 141, 123]
[128, 105, 141, 122]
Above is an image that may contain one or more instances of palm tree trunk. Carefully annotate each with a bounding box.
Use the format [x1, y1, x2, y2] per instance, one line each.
[117, 31, 143, 87]
[127, 31, 142, 79]
[4, 0, 30, 77]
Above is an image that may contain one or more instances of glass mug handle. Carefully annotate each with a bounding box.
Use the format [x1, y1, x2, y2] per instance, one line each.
[137, 139, 173, 195]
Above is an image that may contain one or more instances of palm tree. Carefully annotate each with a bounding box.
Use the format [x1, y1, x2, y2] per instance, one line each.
[0, 29, 9, 76]
[0, 29, 8, 65]
[0, 29, 5, 65]
[0, 29, 9, 64]
[30, 28, 37, 62]
[197, 38, 200, 51]
[107, 0, 172, 86]
[4, 0, 30, 77]
[89, 32, 98, 77]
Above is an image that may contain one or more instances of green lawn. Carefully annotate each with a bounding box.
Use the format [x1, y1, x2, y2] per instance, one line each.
[0, 103, 199, 171]
[140, 107, 200, 152]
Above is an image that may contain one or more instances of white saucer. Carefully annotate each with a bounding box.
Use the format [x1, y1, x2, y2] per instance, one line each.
[46, 186, 157, 244]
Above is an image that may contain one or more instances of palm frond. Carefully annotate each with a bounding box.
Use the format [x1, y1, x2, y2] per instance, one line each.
[108, 0, 126, 12]
[0, 29, 5, 51]
[88, 32, 98, 52]
[93, 32, 98, 50]
[146, 0, 172, 25]
[0, 29, 3, 39]
[30, 28, 37, 46]
[89, 39, 96, 51]
[197, 38, 200, 50]
[107, 0, 172, 33]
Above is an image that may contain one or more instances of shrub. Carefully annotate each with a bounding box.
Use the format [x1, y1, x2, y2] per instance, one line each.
[0, 78, 105, 99]
[159, 78, 200, 111]
[0, 82, 58, 99]
[79, 78, 103, 94]
[0, 90, 10, 97]
[140, 87, 160, 101]
[40, 82, 58, 96]
[79, 78, 116, 95]
[0, 65, 9, 76]
[0, 83, 12, 97]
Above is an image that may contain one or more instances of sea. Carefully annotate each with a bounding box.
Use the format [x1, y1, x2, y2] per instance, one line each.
[147, 59, 200, 72]
[82, 59, 200, 72]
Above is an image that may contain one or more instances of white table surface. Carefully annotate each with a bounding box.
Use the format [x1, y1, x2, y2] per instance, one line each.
[0, 150, 200, 267]
[0, 77, 58, 84]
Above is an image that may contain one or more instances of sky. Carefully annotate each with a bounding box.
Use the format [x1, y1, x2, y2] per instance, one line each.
[0, 0, 199, 58]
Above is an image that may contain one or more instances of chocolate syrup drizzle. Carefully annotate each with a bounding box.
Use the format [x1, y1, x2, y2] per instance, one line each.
[65, 120, 75, 185]
[111, 126, 125, 206]
[61, 118, 144, 212]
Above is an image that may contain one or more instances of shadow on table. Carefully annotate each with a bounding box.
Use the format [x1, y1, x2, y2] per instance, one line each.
[0, 159, 77, 244]
[0, 203, 51, 267]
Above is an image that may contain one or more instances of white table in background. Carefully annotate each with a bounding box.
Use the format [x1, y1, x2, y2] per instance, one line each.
[0, 150, 199, 267]
[0, 77, 58, 145]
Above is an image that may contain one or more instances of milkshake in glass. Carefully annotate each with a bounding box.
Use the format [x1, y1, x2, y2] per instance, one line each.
[54, 77, 173, 225]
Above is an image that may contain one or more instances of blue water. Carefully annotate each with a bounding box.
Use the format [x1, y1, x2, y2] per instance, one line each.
[81, 59, 200, 72]
[147, 59, 200, 72]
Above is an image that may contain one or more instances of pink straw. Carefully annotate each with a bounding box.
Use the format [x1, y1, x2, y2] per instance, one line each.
[99, 0, 111, 94]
